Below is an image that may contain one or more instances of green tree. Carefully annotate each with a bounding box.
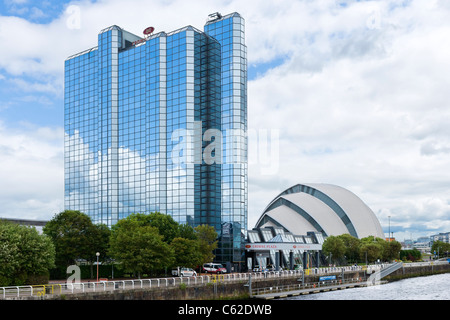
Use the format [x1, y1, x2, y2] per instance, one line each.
[171, 237, 202, 268]
[43, 210, 94, 266]
[109, 216, 174, 277]
[0, 221, 55, 286]
[359, 238, 384, 263]
[322, 235, 346, 264]
[145, 212, 180, 243]
[123, 212, 180, 243]
[194, 224, 218, 265]
[431, 241, 450, 258]
[337, 234, 361, 263]
[85, 223, 111, 279]
[43, 210, 110, 279]
[178, 223, 197, 240]
[383, 240, 402, 261]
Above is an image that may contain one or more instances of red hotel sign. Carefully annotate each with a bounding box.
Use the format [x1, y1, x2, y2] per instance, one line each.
[132, 27, 155, 46]
[245, 243, 322, 251]
[143, 27, 155, 35]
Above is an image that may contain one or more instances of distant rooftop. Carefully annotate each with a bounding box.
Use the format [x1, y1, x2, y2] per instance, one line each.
[0, 217, 48, 227]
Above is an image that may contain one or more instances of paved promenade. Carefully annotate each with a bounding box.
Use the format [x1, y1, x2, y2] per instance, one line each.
[253, 279, 387, 299]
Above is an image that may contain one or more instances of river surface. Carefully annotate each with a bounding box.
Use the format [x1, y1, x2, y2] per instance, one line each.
[283, 273, 450, 300]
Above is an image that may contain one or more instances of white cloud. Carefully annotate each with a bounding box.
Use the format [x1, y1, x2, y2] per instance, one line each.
[0, 121, 64, 220]
[1, 0, 450, 240]
[246, 0, 450, 240]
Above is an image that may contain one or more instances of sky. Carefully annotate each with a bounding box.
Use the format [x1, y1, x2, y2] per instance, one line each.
[0, 0, 449, 241]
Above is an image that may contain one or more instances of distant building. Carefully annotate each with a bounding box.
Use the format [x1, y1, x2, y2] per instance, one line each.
[431, 232, 450, 244]
[416, 236, 431, 243]
[0, 217, 48, 234]
[403, 239, 413, 246]
[412, 241, 431, 253]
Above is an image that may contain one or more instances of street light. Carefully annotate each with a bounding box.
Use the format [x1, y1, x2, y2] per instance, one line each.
[96, 252, 100, 282]
[388, 216, 391, 242]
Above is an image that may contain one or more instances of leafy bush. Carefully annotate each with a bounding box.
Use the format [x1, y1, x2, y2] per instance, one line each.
[0, 220, 55, 286]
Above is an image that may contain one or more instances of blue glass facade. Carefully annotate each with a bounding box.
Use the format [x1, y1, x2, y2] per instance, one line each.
[64, 13, 247, 265]
[205, 13, 247, 264]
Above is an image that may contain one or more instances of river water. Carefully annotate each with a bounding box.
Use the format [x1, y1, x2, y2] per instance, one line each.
[283, 273, 450, 300]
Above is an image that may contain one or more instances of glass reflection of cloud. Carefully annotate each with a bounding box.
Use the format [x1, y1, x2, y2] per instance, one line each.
[65, 130, 192, 224]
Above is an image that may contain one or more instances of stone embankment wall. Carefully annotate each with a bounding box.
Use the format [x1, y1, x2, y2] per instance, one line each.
[385, 263, 450, 281]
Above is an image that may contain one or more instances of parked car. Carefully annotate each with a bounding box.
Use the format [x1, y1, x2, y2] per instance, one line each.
[171, 267, 197, 277]
[252, 266, 269, 272]
[202, 263, 227, 274]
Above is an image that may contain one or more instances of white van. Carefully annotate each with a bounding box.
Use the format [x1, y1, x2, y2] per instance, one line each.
[171, 267, 197, 277]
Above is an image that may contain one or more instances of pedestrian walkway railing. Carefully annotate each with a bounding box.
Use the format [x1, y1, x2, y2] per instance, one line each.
[0, 267, 372, 299]
[0, 273, 287, 299]
[0, 284, 64, 299]
[2, 261, 445, 299]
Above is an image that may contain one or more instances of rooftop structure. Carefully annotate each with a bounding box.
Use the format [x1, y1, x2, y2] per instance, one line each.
[256, 183, 384, 239]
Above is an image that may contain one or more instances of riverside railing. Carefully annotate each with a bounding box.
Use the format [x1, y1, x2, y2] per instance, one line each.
[0, 268, 361, 299]
[0, 272, 276, 299]
[3, 262, 436, 299]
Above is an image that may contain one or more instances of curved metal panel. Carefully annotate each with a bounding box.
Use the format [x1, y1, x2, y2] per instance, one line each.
[257, 183, 384, 239]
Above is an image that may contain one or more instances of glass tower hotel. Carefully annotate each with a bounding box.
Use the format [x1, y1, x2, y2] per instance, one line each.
[64, 12, 247, 265]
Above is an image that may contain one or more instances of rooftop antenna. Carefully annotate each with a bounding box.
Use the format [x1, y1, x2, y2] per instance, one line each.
[208, 12, 222, 22]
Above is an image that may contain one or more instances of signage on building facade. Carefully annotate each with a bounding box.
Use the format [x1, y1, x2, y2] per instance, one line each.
[132, 27, 155, 46]
[132, 38, 146, 46]
[244, 243, 322, 251]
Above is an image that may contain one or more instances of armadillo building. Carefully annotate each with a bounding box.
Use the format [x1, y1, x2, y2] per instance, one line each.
[255, 183, 384, 240]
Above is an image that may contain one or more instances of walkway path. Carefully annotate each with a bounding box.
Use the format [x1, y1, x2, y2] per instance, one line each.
[253, 280, 387, 300]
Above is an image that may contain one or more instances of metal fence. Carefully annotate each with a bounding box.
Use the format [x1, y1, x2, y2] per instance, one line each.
[0, 272, 290, 299]
[3, 262, 443, 300]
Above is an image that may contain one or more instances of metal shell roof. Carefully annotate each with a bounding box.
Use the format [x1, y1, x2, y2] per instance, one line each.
[256, 183, 384, 239]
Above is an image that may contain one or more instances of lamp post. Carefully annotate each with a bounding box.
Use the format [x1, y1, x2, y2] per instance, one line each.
[96, 252, 100, 282]
[388, 216, 391, 242]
